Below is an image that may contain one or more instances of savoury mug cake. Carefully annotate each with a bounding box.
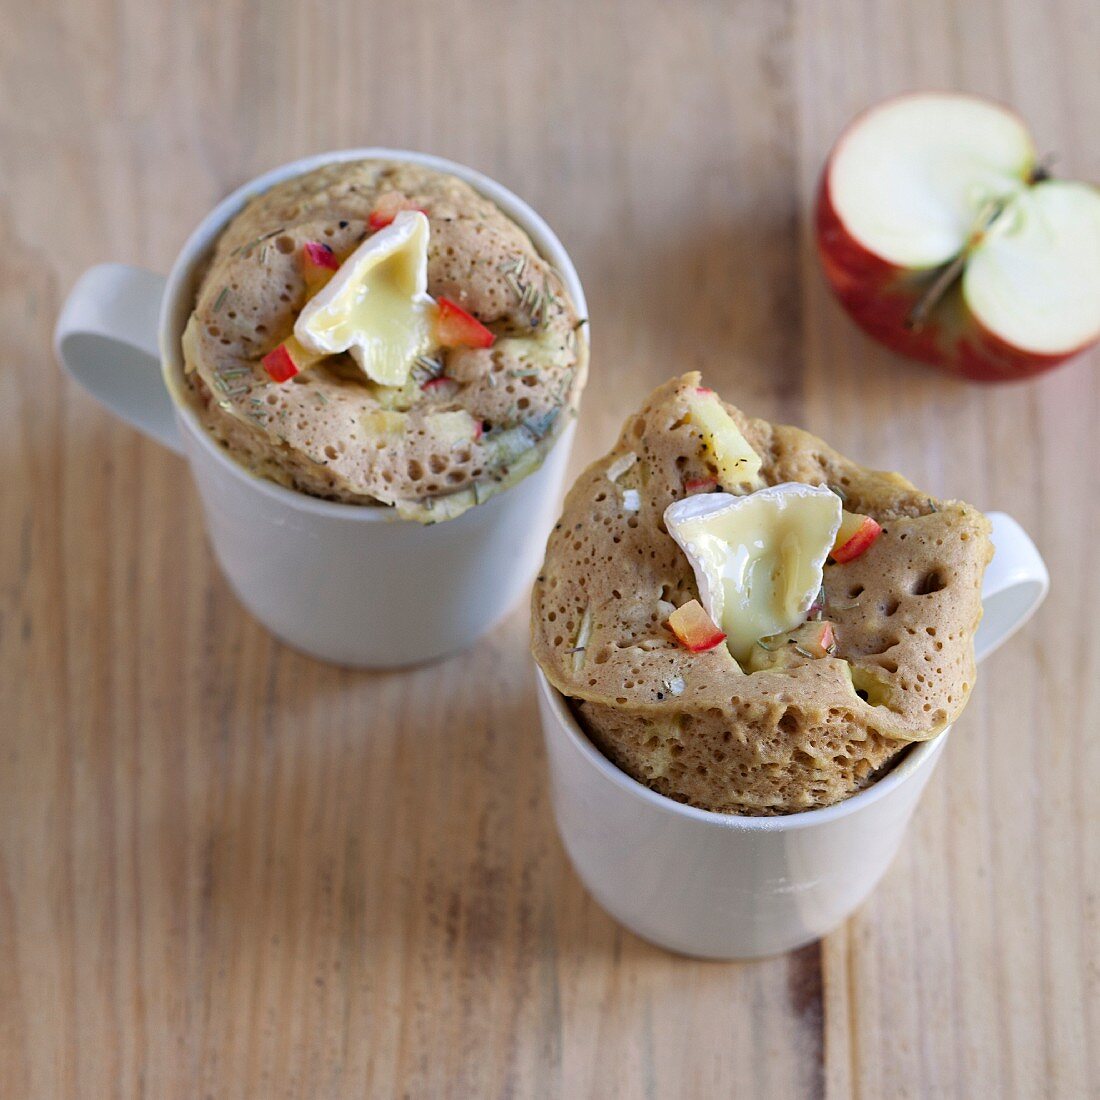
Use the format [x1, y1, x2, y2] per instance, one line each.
[532, 374, 993, 815]
[182, 160, 587, 522]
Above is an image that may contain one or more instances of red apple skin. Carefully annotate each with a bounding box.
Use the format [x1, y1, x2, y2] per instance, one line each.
[667, 600, 726, 653]
[830, 514, 882, 564]
[815, 160, 1093, 384]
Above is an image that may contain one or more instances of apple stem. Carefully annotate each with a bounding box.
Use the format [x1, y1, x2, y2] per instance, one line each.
[1030, 154, 1056, 184]
[906, 197, 1009, 332]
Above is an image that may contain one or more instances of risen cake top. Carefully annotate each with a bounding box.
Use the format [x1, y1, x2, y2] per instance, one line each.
[531, 374, 993, 814]
[182, 160, 587, 521]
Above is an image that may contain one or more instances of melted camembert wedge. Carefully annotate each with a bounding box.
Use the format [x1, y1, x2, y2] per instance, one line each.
[664, 484, 842, 664]
[295, 211, 436, 386]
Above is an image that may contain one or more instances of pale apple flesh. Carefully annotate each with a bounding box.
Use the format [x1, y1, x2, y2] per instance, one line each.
[816, 93, 1100, 382]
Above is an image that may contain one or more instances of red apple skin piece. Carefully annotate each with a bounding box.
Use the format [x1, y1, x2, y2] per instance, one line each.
[829, 512, 883, 564]
[420, 375, 459, 396]
[436, 298, 496, 349]
[667, 599, 726, 653]
[368, 193, 428, 230]
[814, 95, 1099, 384]
[795, 620, 836, 658]
[684, 476, 719, 495]
[300, 241, 340, 292]
[261, 343, 300, 383]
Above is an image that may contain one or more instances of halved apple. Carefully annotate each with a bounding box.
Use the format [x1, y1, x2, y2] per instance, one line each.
[816, 92, 1100, 382]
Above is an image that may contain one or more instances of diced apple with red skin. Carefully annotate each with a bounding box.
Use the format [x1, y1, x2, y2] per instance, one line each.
[261, 336, 324, 383]
[815, 92, 1100, 382]
[667, 599, 726, 653]
[301, 241, 340, 291]
[800, 620, 836, 658]
[420, 375, 460, 398]
[746, 620, 838, 671]
[261, 343, 299, 383]
[829, 510, 882, 563]
[684, 476, 719, 495]
[435, 297, 496, 349]
[368, 192, 428, 230]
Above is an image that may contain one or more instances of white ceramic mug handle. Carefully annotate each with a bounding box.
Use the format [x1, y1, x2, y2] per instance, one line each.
[53, 263, 182, 455]
[974, 512, 1049, 664]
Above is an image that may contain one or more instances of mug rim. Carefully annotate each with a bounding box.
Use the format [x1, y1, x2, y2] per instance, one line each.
[535, 665, 946, 833]
[158, 147, 589, 523]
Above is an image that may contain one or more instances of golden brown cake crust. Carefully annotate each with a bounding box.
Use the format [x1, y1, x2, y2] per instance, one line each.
[531, 373, 992, 815]
[181, 160, 587, 521]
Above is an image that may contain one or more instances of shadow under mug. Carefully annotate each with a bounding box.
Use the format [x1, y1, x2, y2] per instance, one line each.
[54, 149, 588, 668]
[537, 511, 1048, 959]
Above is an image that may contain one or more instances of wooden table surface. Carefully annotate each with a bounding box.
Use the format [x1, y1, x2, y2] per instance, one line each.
[3, 1, 1098, 1096]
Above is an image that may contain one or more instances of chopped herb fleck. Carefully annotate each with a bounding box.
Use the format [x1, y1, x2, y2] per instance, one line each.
[807, 584, 826, 621]
[412, 355, 445, 386]
[829, 598, 861, 611]
[233, 227, 284, 257]
[571, 606, 593, 673]
[499, 255, 551, 327]
[523, 407, 561, 440]
[213, 287, 229, 313]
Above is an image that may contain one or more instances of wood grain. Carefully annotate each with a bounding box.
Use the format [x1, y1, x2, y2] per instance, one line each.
[2, 0, 1097, 1096]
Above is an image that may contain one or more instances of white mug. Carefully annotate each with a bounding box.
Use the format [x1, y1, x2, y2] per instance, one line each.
[537, 512, 1048, 958]
[55, 149, 588, 668]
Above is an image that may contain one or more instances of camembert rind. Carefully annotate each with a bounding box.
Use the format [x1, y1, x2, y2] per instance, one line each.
[294, 210, 436, 387]
[663, 483, 842, 664]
